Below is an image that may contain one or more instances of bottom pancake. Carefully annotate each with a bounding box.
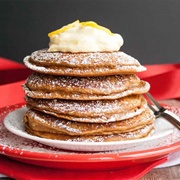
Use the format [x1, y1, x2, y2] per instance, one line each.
[23, 108, 155, 142]
[25, 123, 154, 142]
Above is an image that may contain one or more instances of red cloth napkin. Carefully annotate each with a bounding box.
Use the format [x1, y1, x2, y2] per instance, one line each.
[137, 63, 180, 100]
[0, 57, 25, 70]
[0, 80, 26, 107]
[0, 57, 179, 179]
[0, 57, 32, 85]
[0, 155, 166, 180]
[0, 57, 32, 107]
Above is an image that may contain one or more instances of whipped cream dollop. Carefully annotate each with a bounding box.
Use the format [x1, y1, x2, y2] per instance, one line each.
[48, 20, 124, 52]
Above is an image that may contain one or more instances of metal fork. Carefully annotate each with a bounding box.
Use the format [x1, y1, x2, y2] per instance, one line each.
[145, 92, 180, 129]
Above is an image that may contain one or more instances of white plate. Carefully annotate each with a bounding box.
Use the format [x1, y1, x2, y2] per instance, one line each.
[3, 107, 174, 152]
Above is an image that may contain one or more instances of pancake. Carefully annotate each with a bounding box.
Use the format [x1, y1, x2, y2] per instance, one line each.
[23, 108, 155, 142]
[22, 21, 155, 144]
[25, 95, 148, 123]
[25, 124, 154, 142]
[23, 73, 150, 100]
[23, 49, 146, 76]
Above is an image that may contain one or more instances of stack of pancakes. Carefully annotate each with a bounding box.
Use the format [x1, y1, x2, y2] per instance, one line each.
[22, 49, 155, 142]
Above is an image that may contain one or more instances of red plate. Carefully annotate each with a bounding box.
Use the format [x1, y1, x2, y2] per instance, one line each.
[0, 103, 180, 171]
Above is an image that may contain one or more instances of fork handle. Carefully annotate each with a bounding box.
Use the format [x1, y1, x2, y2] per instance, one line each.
[162, 110, 180, 130]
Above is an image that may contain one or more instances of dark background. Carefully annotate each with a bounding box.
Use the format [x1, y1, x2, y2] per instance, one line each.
[0, 0, 180, 65]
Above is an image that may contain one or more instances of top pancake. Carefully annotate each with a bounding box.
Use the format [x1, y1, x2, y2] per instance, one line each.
[23, 49, 146, 76]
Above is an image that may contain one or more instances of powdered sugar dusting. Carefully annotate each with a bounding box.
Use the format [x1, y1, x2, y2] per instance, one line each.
[30, 49, 142, 66]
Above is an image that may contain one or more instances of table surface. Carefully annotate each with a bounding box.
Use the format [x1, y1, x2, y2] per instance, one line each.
[141, 165, 180, 179]
[1, 166, 180, 180]
[141, 99, 180, 180]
